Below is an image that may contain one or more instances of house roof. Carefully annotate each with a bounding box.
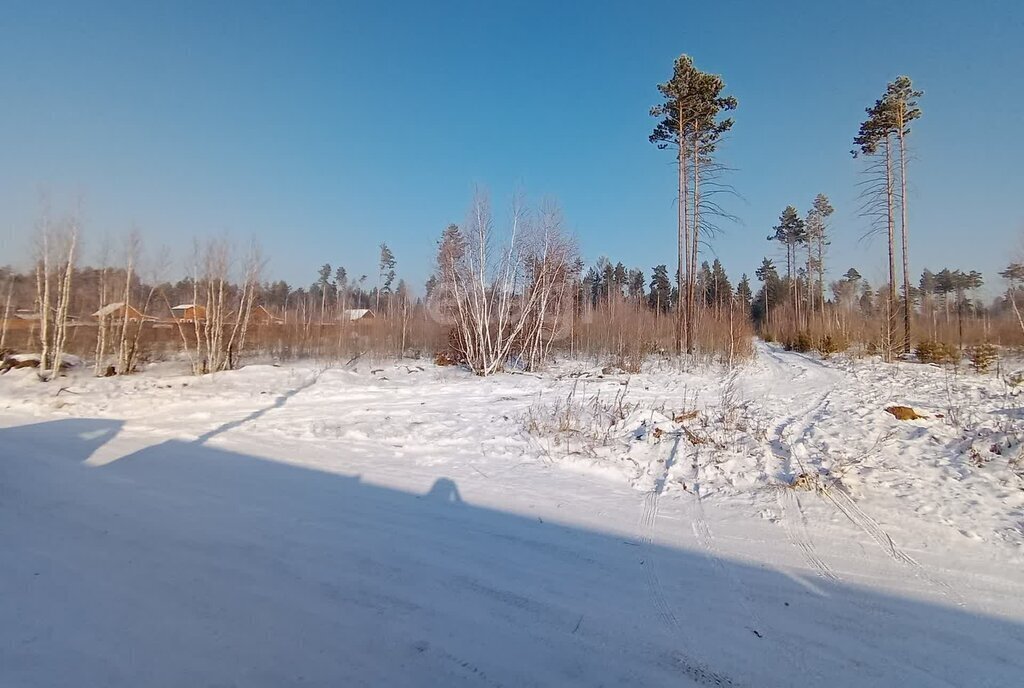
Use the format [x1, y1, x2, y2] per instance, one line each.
[93, 303, 148, 319]
[252, 305, 282, 320]
[343, 308, 374, 320]
[93, 302, 156, 320]
[171, 304, 201, 311]
[92, 302, 127, 317]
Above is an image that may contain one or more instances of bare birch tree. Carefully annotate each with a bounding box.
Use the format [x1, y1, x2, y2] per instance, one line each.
[33, 205, 79, 380]
[0, 274, 13, 354]
[93, 236, 113, 375]
[428, 189, 578, 375]
[116, 230, 142, 374]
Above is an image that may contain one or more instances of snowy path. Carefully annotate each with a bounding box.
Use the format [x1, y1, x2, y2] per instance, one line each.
[2, 348, 1023, 686]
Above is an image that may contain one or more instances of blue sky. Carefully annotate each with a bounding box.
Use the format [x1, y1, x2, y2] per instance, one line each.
[1, 0, 1022, 294]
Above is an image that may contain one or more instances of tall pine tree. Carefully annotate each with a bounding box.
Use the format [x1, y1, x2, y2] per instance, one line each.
[768, 206, 806, 321]
[886, 76, 923, 353]
[648, 265, 672, 313]
[805, 194, 834, 315]
[854, 92, 899, 358]
[651, 55, 736, 353]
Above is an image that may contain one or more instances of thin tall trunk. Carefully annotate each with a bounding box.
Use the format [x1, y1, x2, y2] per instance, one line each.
[785, 237, 797, 328]
[117, 252, 133, 374]
[50, 228, 77, 380]
[817, 233, 825, 315]
[127, 285, 157, 373]
[884, 135, 897, 360]
[1008, 285, 1024, 340]
[676, 102, 689, 355]
[94, 265, 108, 375]
[0, 278, 13, 353]
[806, 239, 814, 323]
[897, 117, 912, 353]
[689, 134, 700, 354]
[37, 229, 51, 374]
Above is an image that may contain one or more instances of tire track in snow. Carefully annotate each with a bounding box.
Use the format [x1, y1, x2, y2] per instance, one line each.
[687, 480, 765, 640]
[819, 482, 964, 606]
[773, 392, 842, 584]
[639, 489, 680, 630]
[687, 460, 830, 685]
[761, 354, 840, 582]
[413, 642, 509, 688]
[638, 434, 682, 631]
[638, 437, 742, 687]
[758, 347, 964, 605]
[768, 390, 832, 481]
[777, 487, 840, 582]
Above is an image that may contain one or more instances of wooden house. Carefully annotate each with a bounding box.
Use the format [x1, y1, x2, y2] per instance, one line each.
[92, 302, 156, 322]
[250, 305, 284, 325]
[170, 304, 207, 322]
[342, 308, 375, 321]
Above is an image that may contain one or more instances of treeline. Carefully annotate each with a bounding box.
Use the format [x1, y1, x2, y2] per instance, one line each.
[0, 191, 757, 377]
[751, 256, 1018, 349]
[753, 74, 1024, 358]
[2, 207, 1020, 380]
[3, 55, 1019, 378]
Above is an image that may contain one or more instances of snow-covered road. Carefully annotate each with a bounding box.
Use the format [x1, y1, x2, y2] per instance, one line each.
[2, 346, 1022, 686]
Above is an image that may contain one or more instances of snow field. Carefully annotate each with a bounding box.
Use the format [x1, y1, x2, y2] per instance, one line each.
[2, 342, 1022, 686]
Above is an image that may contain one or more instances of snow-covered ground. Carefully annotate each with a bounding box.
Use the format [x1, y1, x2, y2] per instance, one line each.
[2, 343, 1022, 686]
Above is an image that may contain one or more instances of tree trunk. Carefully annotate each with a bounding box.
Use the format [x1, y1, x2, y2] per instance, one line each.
[689, 135, 700, 354]
[884, 136, 897, 361]
[806, 239, 814, 324]
[94, 266, 108, 376]
[118, 254, 133, 374]
[37, 230, 51, 375]
[817, 233, 825, 316]
[50, 229, 77, 381]
[0, 278, 13, 353]
[676, 103, 688, 356]
[1007, 285, 1024, 340]
[898, 120, 912, 354]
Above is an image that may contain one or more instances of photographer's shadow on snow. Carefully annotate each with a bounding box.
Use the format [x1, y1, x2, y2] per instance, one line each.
[2, 418, 1022, 688]
[424, 477, 462, 505]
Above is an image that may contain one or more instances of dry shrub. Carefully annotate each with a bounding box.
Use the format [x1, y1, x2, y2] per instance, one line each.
[524, 380, 638, 455]
[434, 350, 459, 367]
[574, 302, 754, 368]
[785, 332, 813, 353]
[612, 337, 654, 374]
[916, 340, 959, 365]
[915, 340, 938, 363]
[765, 296, 1023, 365]
[789, 473, 816, 490]
[967, 343, 998, 373]
[817, 333, 847, 358]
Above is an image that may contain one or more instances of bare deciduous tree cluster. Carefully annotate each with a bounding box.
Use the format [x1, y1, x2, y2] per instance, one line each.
[428, 190, 578, 375]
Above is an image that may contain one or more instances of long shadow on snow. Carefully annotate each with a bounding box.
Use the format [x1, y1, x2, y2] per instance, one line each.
[1, 418, 1022, 688]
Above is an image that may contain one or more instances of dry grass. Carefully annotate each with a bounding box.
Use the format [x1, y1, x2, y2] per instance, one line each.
[764, 301, 1023, 363]
[571, 303, 755, 370]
